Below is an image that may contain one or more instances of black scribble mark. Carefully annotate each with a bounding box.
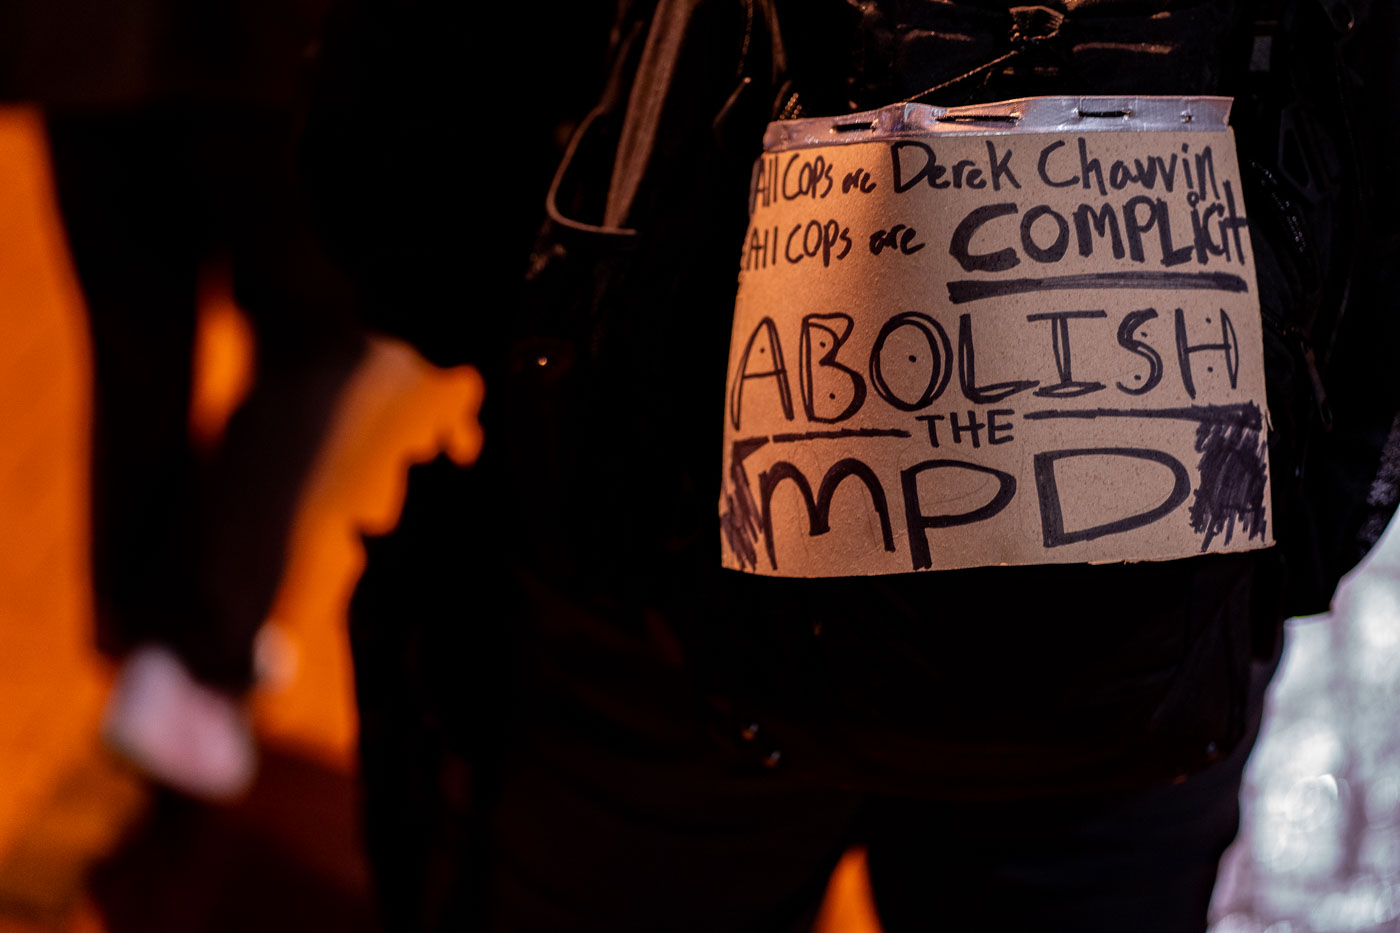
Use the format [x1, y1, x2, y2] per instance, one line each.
[946, 271, 1250, 304]
[770, 427, 911, 443]
[1189, 406, 1268, 549]
[1024, 403, 1261, 429]
[719, 437, 768, 570]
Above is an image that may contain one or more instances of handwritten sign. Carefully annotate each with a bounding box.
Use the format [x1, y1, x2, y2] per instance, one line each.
[719, 97, 1273, 577]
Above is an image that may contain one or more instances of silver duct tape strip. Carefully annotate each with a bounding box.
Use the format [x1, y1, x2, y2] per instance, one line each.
[763, 96, 1233, 153]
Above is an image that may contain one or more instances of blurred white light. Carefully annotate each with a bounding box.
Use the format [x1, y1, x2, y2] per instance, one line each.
[1254, 721, 1346, 783]
[1209, 913, 1269, 933]
[1307, 876, 1400, 932]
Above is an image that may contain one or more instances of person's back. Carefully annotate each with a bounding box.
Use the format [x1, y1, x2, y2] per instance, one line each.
[307, 0, 1400, 927]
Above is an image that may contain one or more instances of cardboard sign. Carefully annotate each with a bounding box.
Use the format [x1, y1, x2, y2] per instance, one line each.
[718, 96, 1273, 577]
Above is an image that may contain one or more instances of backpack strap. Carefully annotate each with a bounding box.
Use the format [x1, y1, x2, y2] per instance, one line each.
[544, 0, 787, 237]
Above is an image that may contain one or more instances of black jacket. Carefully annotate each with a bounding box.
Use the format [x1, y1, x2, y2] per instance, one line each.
[307, 0, 1400, 796]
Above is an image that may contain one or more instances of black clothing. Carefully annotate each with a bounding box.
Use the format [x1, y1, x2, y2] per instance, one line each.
[7, 0, 364, 690]
[47, 105, 363, 689]
[349, 455, 1271, 930]
[308, 0, 1400, 926]
[481, 606, 1272, 932]
[463, 0, 1265, 792]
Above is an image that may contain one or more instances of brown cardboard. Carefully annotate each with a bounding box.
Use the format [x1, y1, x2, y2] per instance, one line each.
[719, 108, 1273, 577]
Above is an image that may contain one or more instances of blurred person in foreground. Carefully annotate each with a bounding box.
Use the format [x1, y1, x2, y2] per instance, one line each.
[0, 1, 365, 800]
[307, 0, 1400, 929]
